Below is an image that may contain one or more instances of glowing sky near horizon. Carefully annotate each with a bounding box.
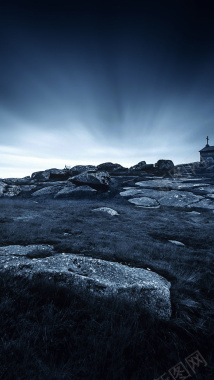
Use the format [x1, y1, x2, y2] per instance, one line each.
[0, 0, 214, 178]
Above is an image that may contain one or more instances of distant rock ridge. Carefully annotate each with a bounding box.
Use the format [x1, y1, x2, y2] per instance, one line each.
[0, 158, 213, 200]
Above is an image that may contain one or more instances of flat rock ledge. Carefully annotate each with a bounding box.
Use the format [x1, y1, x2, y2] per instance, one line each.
[0, 245, 171, 320]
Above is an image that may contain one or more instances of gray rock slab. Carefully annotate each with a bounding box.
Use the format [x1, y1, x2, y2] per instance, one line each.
[128, 197, 160, 208]
[158, 191, 203, 207]
[21, 185, 37, 192]
[54, 184, 77, 198]
[32, 185, 64, 197]
[0, 245, 171, 320]
[121, 188, 203, 208]
[55, 185, 96, 198]
[92, 207, 119, 215]
[136, 179, 209, 191]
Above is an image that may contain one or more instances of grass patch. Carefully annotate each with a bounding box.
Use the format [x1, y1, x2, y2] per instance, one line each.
[0, 198, 213, 379]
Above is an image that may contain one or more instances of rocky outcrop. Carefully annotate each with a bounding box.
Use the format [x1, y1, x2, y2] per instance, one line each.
[69, 165, 97, 177]
[97, 162, 125, 171]
[70, 171, 111, 189]
[122, 188, 203, 208]
[155, 160, 174, 171]
[0, 245, 172, 320]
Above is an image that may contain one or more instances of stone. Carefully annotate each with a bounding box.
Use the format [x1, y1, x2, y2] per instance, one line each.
[0, 181, 7, 196]
[0, 246, 171, 320]
[70, 171, 111, 189]
[155, 159, 174, 171]
[21, 185, 38, 192]
[2, 176, 32, 185]
[69, 165, 97, 176]
[120, 188, 153, 197]
[47, 168, 70, 180]
[3, 185, 22, 197]
[128, 197, 160, 208]
[97, 162, 125, 171]
[92, 207, 119, 216]
[55, 185, 96, 198]
[36, 181, 68, 187]
[120, 188, 203, 208]
[129, 161, 147, 171]
[168, 240, 185, 247]
[157, 190, 203, 208]
[31, 168, 70, 181]
[31, 170, 50, 181]
[54, 184, 77, 198]
[135, 179, 175, 190]
[32, 185, 64, 197]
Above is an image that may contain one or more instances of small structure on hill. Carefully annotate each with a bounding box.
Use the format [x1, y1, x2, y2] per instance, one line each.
[199, 136, 214, 163]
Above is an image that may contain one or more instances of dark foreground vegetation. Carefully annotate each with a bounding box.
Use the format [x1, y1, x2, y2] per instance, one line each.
[0, 198, 213, 379]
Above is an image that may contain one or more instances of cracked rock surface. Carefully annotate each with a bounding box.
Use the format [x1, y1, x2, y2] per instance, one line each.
[0, 245, 171, 320]
[120, 177, 214, 209]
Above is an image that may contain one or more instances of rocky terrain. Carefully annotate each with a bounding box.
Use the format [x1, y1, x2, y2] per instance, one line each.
[0, 159, 213, 379]
[0, 159, 214, 316]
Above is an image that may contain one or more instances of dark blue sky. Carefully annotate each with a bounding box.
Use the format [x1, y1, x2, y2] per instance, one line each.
[1, 0, 214, 177]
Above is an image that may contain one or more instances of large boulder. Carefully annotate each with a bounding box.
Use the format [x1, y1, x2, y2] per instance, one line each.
[31, 170, 51, 181]
[48, 168, 70, 180]
[32, 185, 64, 197]
[55, 185, 96, 199]
[155, 160, 174, 171]
[70, 171, 111, 189]
[31, 168, 70, 181]
[129, 161, 147, 171]
[0, 245, 172, 320]
[69, 165, 97, 177]
[2, 176, 32, 185]
[97, 162, 125, 171]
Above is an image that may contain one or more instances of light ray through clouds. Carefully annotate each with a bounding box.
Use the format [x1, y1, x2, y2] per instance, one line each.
[0, 1, 214, 178]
